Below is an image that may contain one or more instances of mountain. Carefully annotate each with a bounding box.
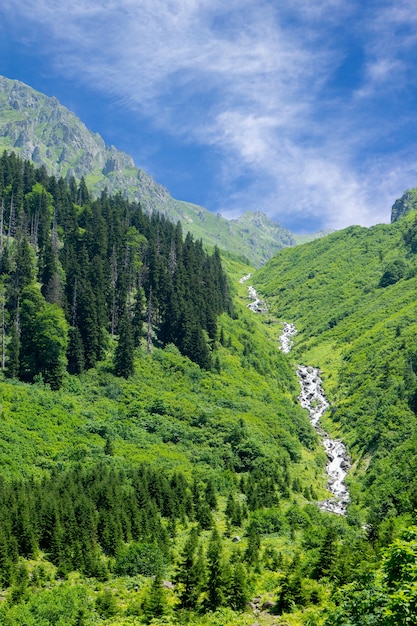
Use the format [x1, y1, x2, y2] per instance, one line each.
[391, 187, 417, 222]
[0, 152, 330, 624]
[2, 147, 417, 622]
[0, 75, 296, 266]
[253, 209, 417, 620]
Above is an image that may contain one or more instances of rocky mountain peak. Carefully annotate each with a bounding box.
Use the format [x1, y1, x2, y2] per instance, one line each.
[391, 188, 417, 223]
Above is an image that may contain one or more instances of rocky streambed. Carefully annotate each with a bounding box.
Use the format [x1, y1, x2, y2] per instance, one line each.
[296, 364, 350, 515]
[243, 279, 350, 515]
[240, 274, 268, 313]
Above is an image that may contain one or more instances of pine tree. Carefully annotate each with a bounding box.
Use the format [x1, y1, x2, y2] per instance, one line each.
[12, 236, 36, 295]
[67, 326, 85, 375]
[131, 285, 145, 347]
[175, 526, 205, 609]
[142, 571, 168, 623]
[227, 562, 250, 611]
[205, 527, 225, 610]
[205, 478, 217, 510]
[114, 310, 134, 378]
[245, 522, 261, 567]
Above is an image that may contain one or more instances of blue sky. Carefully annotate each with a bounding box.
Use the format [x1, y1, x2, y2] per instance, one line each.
[1, 0, 417, 233]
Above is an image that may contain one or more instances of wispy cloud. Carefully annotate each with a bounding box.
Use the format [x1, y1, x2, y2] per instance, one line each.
[1, 0, 417, 231]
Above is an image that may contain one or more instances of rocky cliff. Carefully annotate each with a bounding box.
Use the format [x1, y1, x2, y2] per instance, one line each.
[391, 188, 417, 223]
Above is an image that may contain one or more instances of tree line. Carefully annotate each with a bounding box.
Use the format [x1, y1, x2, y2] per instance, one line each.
[0, 152, 233, 387]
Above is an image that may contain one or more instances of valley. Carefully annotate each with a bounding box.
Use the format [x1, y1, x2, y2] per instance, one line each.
[246, 283, 351, 517]
[0, 76, 417, 625]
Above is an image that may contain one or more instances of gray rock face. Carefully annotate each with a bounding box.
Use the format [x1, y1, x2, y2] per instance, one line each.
[0, 75, 177, 215]
[0, 75, 314, 266]
[391, 188, 417, 222]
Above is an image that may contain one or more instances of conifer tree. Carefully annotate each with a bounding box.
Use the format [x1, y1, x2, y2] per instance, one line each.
[6, 317, 19, 379]
[114, 309, 134, 378]
[175, 526, 205, 609]
[131, 285, 145, 347]
[227, 562, 250, 611]
[142, 571, 168, 623]
[245, 522, 261, 567]
[67, 326, 85, 375]
[205, 478, 217, 510]
[205, 527, 225, 610]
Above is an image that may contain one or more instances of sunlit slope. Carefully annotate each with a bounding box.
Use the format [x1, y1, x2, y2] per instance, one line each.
[254, 212, 417, 523]
[0, 281, 320, 488]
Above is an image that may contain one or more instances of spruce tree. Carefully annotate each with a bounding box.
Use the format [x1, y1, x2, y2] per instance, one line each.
[6, 318, 19, 379]
[114, 310, 134, 378]
[205, 527, 225, 610]
[245, 522, 261, 567]
[67, 326, 85, 375]
[131, 285, 145, 347]
[142, 571, 168, 623]
[227, 562, 250, 611]
[175, 526, 205, 609]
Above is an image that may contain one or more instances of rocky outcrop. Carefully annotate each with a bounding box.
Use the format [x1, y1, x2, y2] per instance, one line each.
[0, 75, 186, 217]
[0, 75, 331, 267]
[391, 188, 417, 222]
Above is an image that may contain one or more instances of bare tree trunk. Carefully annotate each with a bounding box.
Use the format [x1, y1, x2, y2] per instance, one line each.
[71, 277, 78, 327]
[52, 208, 59, 254]
[7, 193, 14, 248]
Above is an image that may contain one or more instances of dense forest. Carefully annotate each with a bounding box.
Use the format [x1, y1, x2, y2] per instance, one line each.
[0, 151, 232, 386]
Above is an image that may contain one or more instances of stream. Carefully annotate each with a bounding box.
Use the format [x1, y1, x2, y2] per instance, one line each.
[243, 277, 350, 515]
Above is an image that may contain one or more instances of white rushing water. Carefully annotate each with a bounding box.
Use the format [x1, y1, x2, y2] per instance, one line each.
[296, 364, 350, 515]
[242, 278, 350, 515]
[280, 323, 297, 354]
[242, 275, 268, 313]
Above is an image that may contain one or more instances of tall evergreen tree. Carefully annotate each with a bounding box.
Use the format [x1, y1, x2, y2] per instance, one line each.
[175, 526, 205, 609]
[67, 326, 85, 375]
[205, 527, 225, 611]
[131, 285, 145, 347]
[114, 310, 134, 378]
[6, 317, 19, 379]
[142, 571, 168, 623]
[227, 562, 250, 611]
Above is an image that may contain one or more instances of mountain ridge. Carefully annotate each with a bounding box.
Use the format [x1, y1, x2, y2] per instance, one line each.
[0, 75, 300, 266]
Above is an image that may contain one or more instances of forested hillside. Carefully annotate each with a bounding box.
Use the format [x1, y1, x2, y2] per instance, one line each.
[254, 212, 417, 623]
[0, 151, 337, 625]
[0, 151, 232, 386]
[3, 150, 417, 624]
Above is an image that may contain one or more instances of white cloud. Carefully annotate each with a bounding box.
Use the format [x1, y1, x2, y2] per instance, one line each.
[1, 0, 417, 231]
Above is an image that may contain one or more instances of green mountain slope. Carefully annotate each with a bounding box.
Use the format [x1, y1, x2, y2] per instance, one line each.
[252, 213, 417, 622]
[0, 260, 333, 625]
[0, 153, 338, 625]
[254, 212, 417, 525]
[0, 75, 296, 266]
